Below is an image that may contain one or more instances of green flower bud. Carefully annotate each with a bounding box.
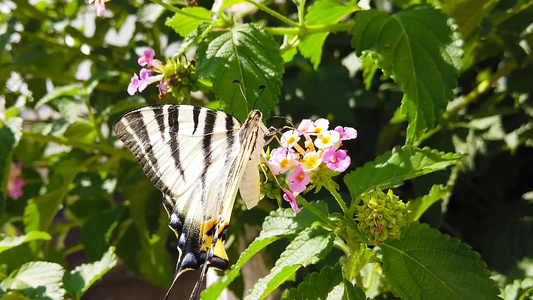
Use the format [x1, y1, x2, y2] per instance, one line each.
[355, 188, 409, 244]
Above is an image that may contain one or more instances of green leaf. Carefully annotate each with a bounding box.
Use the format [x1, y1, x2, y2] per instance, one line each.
[0, 232, 51, 254]
[286, 264, 366, 300]
[202, 202, 328, 299]
[165, 7, 213, 38]
[175, 21, 216, 57]
[380, 222, 500, 300]
[0, 262, 66, 300]
[202, 236, 280, 300]
[351, 7, 462, 144]
[62, 121, 95, 143]
[246, 226, 335, 300]
[441, 0, 499, 38]
[260, 201, 328, 239]
[63, 247, 117, 297]
[341, 244, 376, 282]
[408, 184, 451, 221]
[344, 146, 462, 204]
[35, 84, 83, 108]
[196, 23, 284, 121]
[501, 277, 533, 300]
[299, 0, 359, 69]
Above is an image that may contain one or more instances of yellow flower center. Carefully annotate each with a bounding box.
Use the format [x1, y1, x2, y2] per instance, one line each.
[315, 128, 323, 134]
[304, 156, 318, 169]
[321, 136, 331, 145]
[287, 136, 296, 144]
[280, 159, 289, 168]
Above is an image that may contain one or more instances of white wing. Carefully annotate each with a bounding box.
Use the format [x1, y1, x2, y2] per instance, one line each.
[113, 104, 266, 300]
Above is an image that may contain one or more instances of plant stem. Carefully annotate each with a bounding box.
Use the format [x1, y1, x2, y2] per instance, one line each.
[325, 183, 349, 215]
[86, 101, 106, 143]
[149, 0, 211, 20]
[265, 22, 354, 36]
[247, 0, 299, 28]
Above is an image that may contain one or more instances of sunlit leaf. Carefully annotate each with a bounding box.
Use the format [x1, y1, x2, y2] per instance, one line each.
[0, 262, 66, 300]
[351, 7, 462, 144]
[196, 23, 284, 120]
[63, 247, 117, 297]
[344, 146, 462, 203]
[246, 226, 334, 300]
[0, 232, 51, 254]
[380, 222, 500, 299]
[165, 7, 213, 38]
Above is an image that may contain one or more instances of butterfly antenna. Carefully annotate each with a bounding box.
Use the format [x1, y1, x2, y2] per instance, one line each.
[232, 80, 250, 111]
[232, 80, 266, 110]
[253, 85, 266, 109]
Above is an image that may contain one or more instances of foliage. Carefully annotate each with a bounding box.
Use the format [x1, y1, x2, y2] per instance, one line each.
[1, 0, 532, 299]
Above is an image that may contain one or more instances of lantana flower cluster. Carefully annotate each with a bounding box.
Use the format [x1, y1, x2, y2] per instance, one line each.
[7, 163, 25, 200]
[355, 188, 409, 244]
[128, 49, 198, 100]
[267, 118, 357, 213]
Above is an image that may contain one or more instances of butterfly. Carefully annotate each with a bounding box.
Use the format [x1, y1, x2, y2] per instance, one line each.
[113, 105, 268, 300]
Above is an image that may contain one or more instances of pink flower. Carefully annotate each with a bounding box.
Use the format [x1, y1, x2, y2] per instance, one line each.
[139, 73, 164, 93]
[127, 73, 140, 95]
[138, 49, 155, 67]
[288, 165, 310, 193]
[335, 126, 357, 141]
[280, 130, 300, 149]
[282, 189, 300, 213]
[322, 149, 351, 172]
[268, 147, 295, 175]
[7, 163, 25, 200]
[297, 119, 313, 133]
[158, 79, 170, 98]
[95, 0, 106, 17]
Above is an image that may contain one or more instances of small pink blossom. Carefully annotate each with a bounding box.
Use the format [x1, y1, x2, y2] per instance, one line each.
[159, 79, 170, 98]
[282, 189, 300, 213]
[288, 165, 310, 193]
[335, 126, 357, 141]
[268, 147, 295, 175]
[314, 130, 340, 149]
[280, 130, 300, 149]
[297, 119, 313, 133]
[95, 0, 106, 17]
[138, 49, 155, 67]
[127, 74, 140, 95]
[7, 163, 25, 200]
[322, 148, 351, 172]
[139, 74, 164, 93]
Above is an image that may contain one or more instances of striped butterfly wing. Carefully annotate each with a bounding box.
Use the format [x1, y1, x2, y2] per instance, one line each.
[113, 105, 266, 299]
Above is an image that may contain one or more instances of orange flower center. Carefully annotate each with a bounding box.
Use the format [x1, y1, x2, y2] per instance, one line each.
[297, 172, 305, 181]
[331, 156, 338, 163]
[280, 159, 289, 168]
[287, 136, 296, 144]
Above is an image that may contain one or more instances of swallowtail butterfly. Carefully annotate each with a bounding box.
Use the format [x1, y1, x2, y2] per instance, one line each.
[114, 105, 268, 299]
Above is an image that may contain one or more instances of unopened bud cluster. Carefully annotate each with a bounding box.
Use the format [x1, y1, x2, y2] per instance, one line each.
[355, 189, 409, 244]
